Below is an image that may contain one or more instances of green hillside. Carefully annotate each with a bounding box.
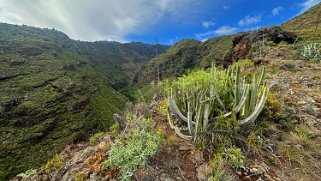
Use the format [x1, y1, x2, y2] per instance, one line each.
[136, 36, 234, 85]
[282, 2, 321, 40]
[0, 23, 167, 180]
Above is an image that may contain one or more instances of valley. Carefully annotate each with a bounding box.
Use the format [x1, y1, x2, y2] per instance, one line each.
[1, 1, 321, 181]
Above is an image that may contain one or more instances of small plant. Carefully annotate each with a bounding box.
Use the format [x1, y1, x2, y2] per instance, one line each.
[45, 153, 65, 173]
[232, 59, 254, 70]
[296, 128, 313, 140]
[75, 172, 84, 181]
[103, 117, 160, 181]
[209, 153, 226, 180]
[277, 144, 305, 165]
[290, 127, 314, 147]
[16, 169, 37, 179]
[157, 101, 169, 116]
[225, 147, 244, 169]
[90, 132, 106, 144]
[110, 123, 119, 136]
[246, 131, 265, 154]
[277, 40, 288, 47]
[300, 43, 321, 63]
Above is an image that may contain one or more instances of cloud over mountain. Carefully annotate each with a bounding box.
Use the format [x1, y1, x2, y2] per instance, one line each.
[0, 0, 192, 41]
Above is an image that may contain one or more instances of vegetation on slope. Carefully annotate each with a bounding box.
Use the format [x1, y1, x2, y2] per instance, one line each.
[282, 2, 321, 40]
[136, 36, 234, 85]
[0, 23, 167, 180]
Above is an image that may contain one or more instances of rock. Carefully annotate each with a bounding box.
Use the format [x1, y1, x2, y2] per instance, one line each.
[196, 163, 212, 181]
[97, 141, 107, 152]
[159, 173, 175, 181]
[178, 144, 195, 151]
[193, 150, 204, 164]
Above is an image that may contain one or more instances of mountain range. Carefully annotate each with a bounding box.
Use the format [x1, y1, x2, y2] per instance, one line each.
[1, 2, 321, 180]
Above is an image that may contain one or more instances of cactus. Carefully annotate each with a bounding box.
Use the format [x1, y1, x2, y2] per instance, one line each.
[166, 65, 269, 143]
[300, 43, 321, 63]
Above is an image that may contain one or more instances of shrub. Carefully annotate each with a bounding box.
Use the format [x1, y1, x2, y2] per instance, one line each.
[209, 153, 226, 180]
[90, 132, 105, 144]
[103, 117, 160, 181]
[45, 153, 65, 174]
[16, 169, 37, 179]
[225, 147, 244, 169]
[232, 59, 254, 70]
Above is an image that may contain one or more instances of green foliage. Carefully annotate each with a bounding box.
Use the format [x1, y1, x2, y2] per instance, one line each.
[225, 147, 244, 169]
[277, 40, 289, 47]
[103, 117, 161, 181]
[166, 64, 269, 148]
[300, 43, 321, 63]
[296, 127, 313, 141]
[281, 2, 321, 39]
[75, 172, 84, 181]
[90, 132, 106, 144]
[45, 153, 65, 174]
[137, 36, 234, 85]
[247, 44, 259, 58]
[277, 144, 305, 165]
[16, 169, 37, 179]
[232, 59, 254, 69]
[209, 153, 226, 181]
[246, 130, 265, 154]
[0, 22, 166, 179]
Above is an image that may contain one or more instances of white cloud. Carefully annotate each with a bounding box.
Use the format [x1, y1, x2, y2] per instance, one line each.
[214, 26, 238, 35]
[196, 25, 237, 39]
[201, 38, 209, 42]
[202, 20, 216, 28]
[272, 6, 284, 16]
[223, 5, 230, 10]
[238, 15, 261, 26]
[0, 0, 193, 41]
[299, 0, 321, 13]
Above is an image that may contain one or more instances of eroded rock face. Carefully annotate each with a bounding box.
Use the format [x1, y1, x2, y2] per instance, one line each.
[232, 39, 251, 62]
[227, 27, 297, 62]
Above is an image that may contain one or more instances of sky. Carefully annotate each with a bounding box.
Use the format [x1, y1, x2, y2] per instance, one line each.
[0, 0, 320, 44]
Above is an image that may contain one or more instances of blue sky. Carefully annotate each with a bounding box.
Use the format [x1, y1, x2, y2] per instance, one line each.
[127, 0, 321, 44]
[0, 0, 320, 44]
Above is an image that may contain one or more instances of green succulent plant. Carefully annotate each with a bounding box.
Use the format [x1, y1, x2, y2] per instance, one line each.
[166, 65, 269, 145]
[300, 43, 321, 63]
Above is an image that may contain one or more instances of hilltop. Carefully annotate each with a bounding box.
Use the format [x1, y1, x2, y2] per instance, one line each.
[282, 2, 321, 39]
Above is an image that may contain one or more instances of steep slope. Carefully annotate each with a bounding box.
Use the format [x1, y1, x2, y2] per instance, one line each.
[137, 27, 297, 85]
[282, 2, 321, 39]
[136, 36, 234, 85]
[0, 23, 167, 180]
[75, 41, 168, 90]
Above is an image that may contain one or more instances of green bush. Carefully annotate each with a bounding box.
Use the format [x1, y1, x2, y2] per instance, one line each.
[16, 169, 37, 179]
[232, 59, 254, 69]
[89, 132, 105, 144]
[45, 154, 65, 174]
[225, 147, 244, 169]
[103, 117, 160, 181]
